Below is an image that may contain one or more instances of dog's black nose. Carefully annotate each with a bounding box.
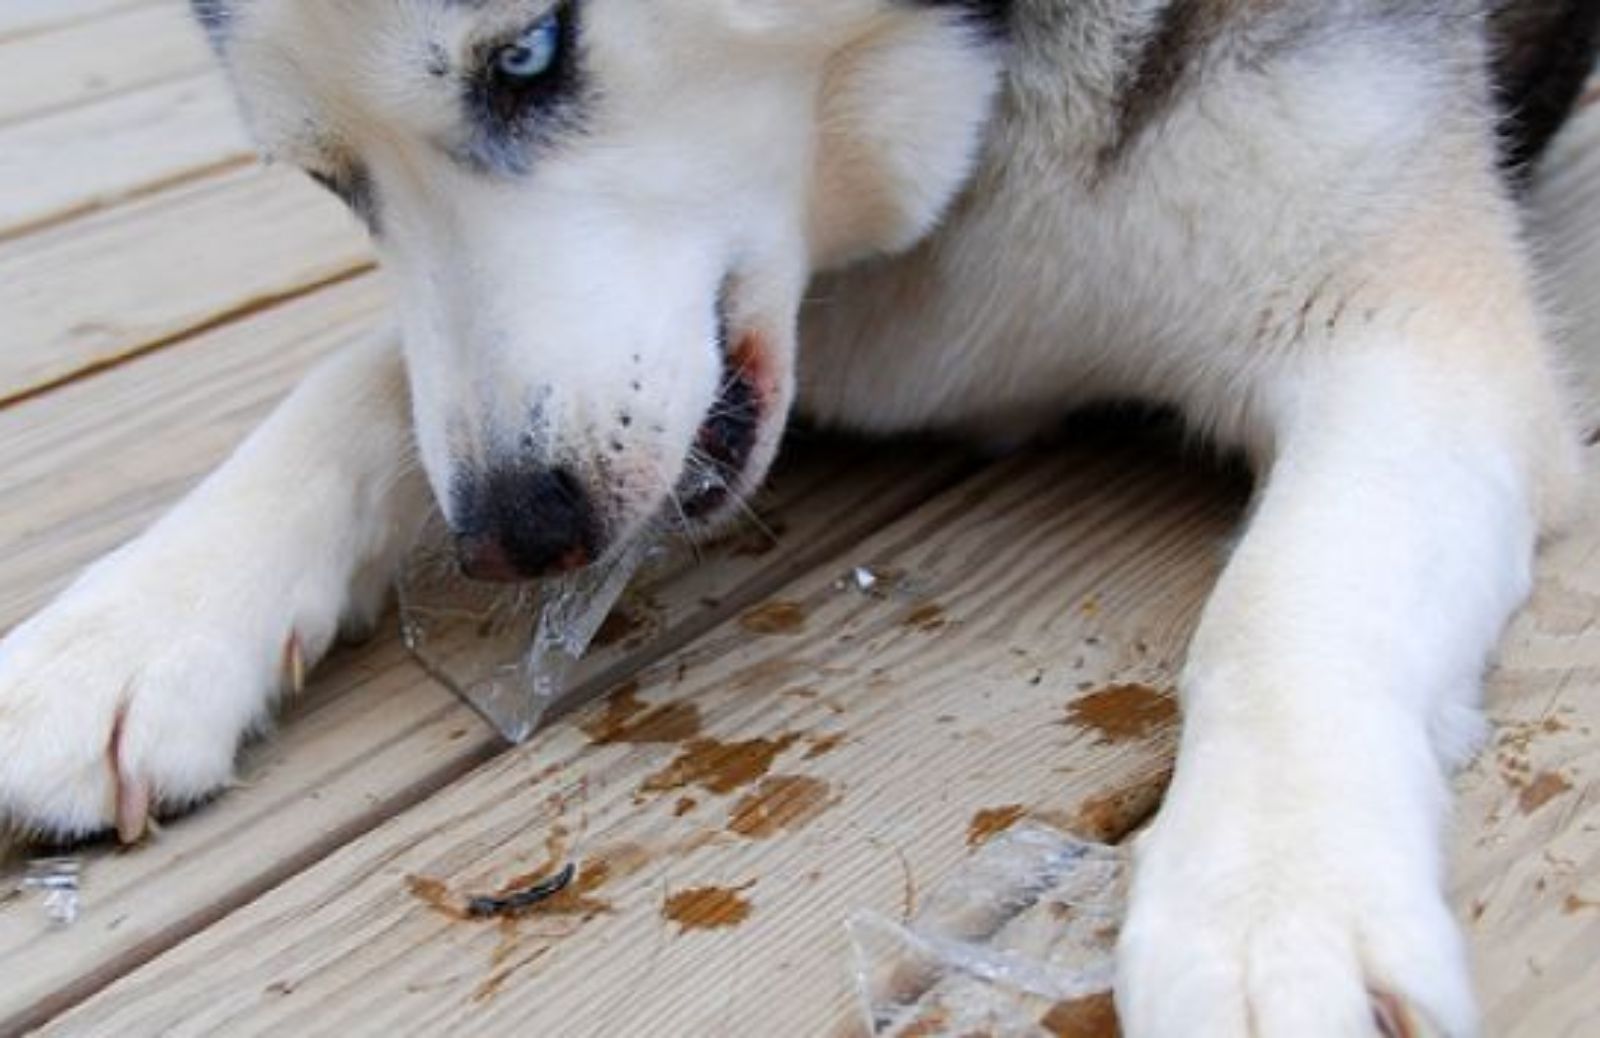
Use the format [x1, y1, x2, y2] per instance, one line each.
[452, 466, 600, 583]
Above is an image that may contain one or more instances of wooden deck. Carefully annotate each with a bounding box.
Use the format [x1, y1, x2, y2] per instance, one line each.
[1, 4, 1597, 1035]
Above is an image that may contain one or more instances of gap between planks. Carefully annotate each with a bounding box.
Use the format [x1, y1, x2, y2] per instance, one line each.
[30, 440, 1241, 1037]
[0, 270, 984, 1030]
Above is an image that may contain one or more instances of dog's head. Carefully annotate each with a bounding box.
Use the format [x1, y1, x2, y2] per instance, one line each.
[194, 0, 1003, 579]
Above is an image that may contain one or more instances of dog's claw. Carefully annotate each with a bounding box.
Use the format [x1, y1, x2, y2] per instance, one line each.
[107, 704, 150, 844]
[283, 633, 306, 695]
[115, 771, 151, 845]
[1373, 988, 1440, 1038]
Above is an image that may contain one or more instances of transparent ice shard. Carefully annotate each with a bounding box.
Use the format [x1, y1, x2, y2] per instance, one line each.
[22, 857, 82, 928]
[398, 514, 660, 743]
[850, 826, 1126, 1037]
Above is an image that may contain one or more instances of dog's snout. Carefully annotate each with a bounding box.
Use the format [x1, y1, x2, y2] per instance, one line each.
[452, 466, 601, 583]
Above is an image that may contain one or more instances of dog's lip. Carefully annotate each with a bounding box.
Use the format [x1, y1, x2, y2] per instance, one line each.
[680, 327, 772, 519]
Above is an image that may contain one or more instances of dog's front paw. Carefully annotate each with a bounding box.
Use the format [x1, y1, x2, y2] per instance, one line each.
[0, 553, 303, 846]
[1116, 793, 1477, 1038]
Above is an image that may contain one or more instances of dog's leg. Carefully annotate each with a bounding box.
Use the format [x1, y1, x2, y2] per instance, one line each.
[0, 333, 426, 845]
[1115, 253, 1579, 1036]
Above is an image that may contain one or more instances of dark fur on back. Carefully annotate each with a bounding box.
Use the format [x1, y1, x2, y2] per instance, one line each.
[1491, 0, 1600, 172]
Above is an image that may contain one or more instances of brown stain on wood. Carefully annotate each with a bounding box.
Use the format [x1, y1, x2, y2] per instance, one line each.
[406, 875, 469, 921]
[1066, 685, 1177, 744]
[591, 606, 648, 650]
[642, 734, 801, 796]
[1564, 893, 1599, 914]
[739, 600, 808, 635]
[904, 602, 948, 632]
[673, 796, 698, 818]
[727, 776, 833, 839]
[804, 733, 846, 760]
[662, 883, 755, 933]
[1518, 771, 1573, 815]
[899, 1008, 951, 1037]
[1065, 768, 1174, 841]
[1041, 993, 1122, 1037]
[967, 804, 1027, 847]
[580, 683, 702, 745]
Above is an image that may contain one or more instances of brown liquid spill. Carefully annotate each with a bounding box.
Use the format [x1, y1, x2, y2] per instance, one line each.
[804, 733, 846, 760]
[739, 600, 809, 635]
[898, 1008, 950, 1037]
[662, 883, 755, 932]
[642, 733, 801, 795]
[580, 683, 702, 745]
[1068, 768, 1174, 841]
[673, 796, 699, 817]
[406, 875, 470, 921]
[592, 606, 648, 650]
[1518, 771, 1573, 815]
[1066, 685, 1177, 744]
[1565, 893, 1599, 915]
[727, 776, 833, 839]
[967, 804, 1027, 847]
[903, 602, 948, 632]
[1041, 993, 1122, 1037]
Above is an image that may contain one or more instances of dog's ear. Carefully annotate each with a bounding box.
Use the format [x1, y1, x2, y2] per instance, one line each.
[809, 13, 1002, 267]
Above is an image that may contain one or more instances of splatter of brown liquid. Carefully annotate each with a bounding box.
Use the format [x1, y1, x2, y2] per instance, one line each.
[1518, 771, 1573, 815]
[898, 1008, 951, 1037]
[904, 603, 948, 632]
[1066, 768, 1173, 841]
[580, 683, 702, 745]
[727, 776, 833, 839]
[592, 607, 648, 650]
[739, 601, 808, 635]
[1066, 685, 1177, 744]
[662, 884, 754, 932]
[1565, 893, 1599, 915]
[967, 804, 1027, 847]
[1041, 993, 1121, 1037]
[642, 734, 800, 795]
[804, 733, 846, 760]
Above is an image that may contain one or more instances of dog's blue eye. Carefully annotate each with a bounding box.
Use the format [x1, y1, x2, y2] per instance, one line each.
[495, 17, 560, 80]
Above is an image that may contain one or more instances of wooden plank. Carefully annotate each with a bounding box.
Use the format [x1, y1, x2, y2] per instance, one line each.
[34, 442, 1243, 1037]
[1453, 467, 1600, 1038]
[0, 1, 159, 43]
[0, 163, 371, 405]
[0, 75, 252, 238]
[0, 276, 390, 631]
[0, 4, 213, 126]
[0, 294, 974, 1030]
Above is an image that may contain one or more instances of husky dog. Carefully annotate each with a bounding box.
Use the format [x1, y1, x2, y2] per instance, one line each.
[3, 0, 1597, 1033]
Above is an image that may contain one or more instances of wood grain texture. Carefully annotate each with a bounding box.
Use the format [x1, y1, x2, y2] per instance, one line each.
[0, 4, 213, 126]
[36, 444, 1244, 1038]
[0, 74, 252, 237]
[0, 292, 975, 1031]
[0, 275, 390, 631]
[0, 164, 371, 405]
[0, 0, 158, 42]
[1454, 463, 1600, 1038]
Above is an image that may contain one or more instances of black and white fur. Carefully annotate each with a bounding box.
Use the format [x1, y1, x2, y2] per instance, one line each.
[4, 2, 1598, 1034]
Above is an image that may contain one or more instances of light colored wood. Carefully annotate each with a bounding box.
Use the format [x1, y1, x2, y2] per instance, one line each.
[0, 163, 371, 405]
[0, 0, 158, 42]
[1454, 471, 1600, 1038]
[0, 280, 974, 1030]
[38, 444, 1241, 1038]
[0, 74, 251, 237]
[0, 4, 213, 126]
[0, 276, 390, 629]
